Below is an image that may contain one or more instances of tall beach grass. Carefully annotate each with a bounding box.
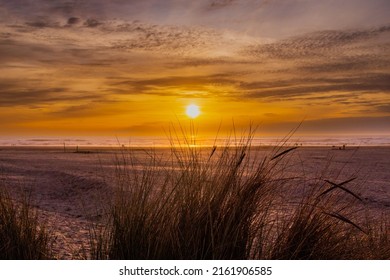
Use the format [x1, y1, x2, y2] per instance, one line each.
[91, 128, 390, 260]
[0, 188, 52, 259]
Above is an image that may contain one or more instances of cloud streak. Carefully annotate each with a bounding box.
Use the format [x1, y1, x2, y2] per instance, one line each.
[247, 25, 390, 59]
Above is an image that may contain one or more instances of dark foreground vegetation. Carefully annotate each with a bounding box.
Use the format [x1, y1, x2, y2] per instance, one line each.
[1, 131, 389, 259]
[0, 188, 52, 259]
[90, 132, 390, 260]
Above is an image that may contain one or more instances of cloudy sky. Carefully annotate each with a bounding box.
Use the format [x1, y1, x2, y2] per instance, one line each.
[0, 0, 389, 137]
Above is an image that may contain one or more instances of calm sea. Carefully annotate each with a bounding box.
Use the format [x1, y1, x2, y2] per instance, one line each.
[0, 136, 390, 147]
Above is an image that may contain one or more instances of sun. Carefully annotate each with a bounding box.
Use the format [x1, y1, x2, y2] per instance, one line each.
[186, 104, 200, 119]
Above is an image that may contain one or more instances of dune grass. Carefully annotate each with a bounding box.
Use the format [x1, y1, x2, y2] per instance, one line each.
[0, 188, 52, 259]
[90, 129, 390, 260]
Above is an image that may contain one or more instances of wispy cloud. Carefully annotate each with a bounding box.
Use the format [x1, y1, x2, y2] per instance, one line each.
[209, 0, 237, 9]
[108, 74, 238, 96]
[246, 25, 390, 59]
[0, 86, 67, 107]
[25, 17, 61, 28]
[241, 74, 390, 99]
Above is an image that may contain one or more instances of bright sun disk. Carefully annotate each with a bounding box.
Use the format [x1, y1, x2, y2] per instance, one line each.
[186, 104, 200, 119]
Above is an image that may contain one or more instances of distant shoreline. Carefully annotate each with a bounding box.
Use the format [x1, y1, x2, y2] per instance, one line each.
[1, 135, 390, 148]
[1, 145, 390, 154]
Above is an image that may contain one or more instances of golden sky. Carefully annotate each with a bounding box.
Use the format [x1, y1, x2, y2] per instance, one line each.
[0, 0, 389, 137]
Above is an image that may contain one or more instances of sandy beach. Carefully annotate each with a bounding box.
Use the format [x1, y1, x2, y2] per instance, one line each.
[0, 145, 389, 259]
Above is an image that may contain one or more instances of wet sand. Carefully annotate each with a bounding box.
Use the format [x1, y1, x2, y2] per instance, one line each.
[0, 146, 389, 259]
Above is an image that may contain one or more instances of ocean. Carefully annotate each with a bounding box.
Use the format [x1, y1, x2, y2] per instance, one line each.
[0, 135, 390, 147]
